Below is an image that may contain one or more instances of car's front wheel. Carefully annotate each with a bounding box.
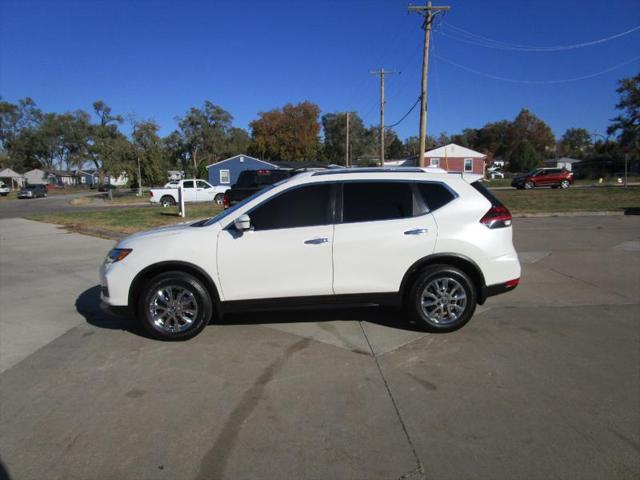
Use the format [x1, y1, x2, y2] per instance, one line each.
[138, 271, 213, 340]
[560, 179, 571, 189]
[524, 181, 535, 190]
[406, 265, 477, 332]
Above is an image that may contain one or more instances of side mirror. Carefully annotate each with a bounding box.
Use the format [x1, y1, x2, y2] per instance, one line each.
[234, 214, 251, 231]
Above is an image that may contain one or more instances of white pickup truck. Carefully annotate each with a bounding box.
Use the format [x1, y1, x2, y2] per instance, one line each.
[149, 179, 229, 207]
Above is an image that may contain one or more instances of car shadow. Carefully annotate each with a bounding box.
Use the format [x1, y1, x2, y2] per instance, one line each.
[622, 207, 640, 215]
[76, 285, 426, 336]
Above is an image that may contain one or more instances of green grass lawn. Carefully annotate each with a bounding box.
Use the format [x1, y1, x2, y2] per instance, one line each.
[25, 187, 640, 235]
[493, 186, 640, 214]
[27, 203, 223, 234]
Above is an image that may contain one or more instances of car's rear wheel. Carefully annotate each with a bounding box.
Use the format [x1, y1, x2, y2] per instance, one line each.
[138, 271, 212, 340]
[406, 264, 477, 332]
[524, 181, 535, 190]
[160, 195, 176, 207]
[214, 193, 224, 205]
[560, 179, 570, 189]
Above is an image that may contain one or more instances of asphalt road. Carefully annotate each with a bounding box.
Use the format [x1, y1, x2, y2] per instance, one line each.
[0, 216, 638, 480]
[0, 191, 150, 219]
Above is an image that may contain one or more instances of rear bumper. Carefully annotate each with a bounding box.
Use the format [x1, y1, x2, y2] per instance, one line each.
[479, 278, 519, 304]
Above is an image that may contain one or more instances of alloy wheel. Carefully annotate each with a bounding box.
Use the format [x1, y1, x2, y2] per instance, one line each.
[149, 286, 199, 333]
[420, 276, 468, 325]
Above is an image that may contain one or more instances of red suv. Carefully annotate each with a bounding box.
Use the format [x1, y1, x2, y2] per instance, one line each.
[511, 168, 574, 190]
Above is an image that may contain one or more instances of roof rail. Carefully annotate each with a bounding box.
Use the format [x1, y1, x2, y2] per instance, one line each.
[312, 167, 426, 176]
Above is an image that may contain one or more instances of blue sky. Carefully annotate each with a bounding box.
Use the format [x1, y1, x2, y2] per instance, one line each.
[1, 0, 639, 141]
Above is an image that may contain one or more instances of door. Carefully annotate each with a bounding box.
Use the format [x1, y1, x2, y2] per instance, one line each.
[182, 180, 198, 202]
[332, 181, 438, 295]
[217, 183, 335, 301]
[196, 180, 215, 202]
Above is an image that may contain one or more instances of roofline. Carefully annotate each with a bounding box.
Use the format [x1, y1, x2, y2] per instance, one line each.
[205, 154, 278, 169]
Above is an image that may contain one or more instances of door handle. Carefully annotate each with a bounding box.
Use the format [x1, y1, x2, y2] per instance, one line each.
[404, 228, 428, 235]
[304, 237, 329, 245]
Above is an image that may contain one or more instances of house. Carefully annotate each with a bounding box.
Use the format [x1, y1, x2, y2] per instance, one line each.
[423, 144, 487, 175]
[543, 157, 582, 171]
[52, 170, 79, 186]
[23, 169, 47, 185]
[0, 168, 24, 189]
[104, 171, 129, 187]
[206, 154, 278, 187]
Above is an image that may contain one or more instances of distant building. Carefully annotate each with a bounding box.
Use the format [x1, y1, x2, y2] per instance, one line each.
[206, 154, 278, 187]
[543, 157, 582, 171]
[0, 168, 24, 189]
[423, 144, 486, 175]
[384, 144, 487, 175]
[23, 169, 50, 185]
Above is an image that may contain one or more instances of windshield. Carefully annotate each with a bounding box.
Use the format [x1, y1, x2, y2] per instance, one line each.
[201, 182, 283, 227]
[528, 168, 542, 175]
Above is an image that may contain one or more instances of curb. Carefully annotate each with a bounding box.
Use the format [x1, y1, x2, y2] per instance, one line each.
[513, 211, 627, 218]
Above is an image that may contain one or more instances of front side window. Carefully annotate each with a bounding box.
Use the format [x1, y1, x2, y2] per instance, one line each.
[250, 183, 332, 231]
[183, 180, 194, 188]
[196, 180, 210, 189]
[342, 182, 417, 223]
[464, 158, 473, 172]
[220, 170, 230, 184]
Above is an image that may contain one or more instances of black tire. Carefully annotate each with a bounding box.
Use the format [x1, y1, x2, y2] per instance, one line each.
[524, 181, 535, 190]
[406, 264, 477, 332]
[214, 193, 224, 205]
[138, 271, 213, 341]
[160, 195, 176, 207]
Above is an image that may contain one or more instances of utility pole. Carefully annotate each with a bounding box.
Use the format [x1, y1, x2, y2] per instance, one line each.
[345, 112, 350, 167]
[137, 153, 143, 197]
[371, 68, 394, 166]
[409, 1, 450, 167]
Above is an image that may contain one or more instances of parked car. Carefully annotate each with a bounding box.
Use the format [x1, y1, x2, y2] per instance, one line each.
[18, 184, 48, 199]
[488, 169, 505, 179]
[0, 181, 10, 196]
[101, 167, 521, 341]
[149, 179, 229, 207]
[511, 168, 574, 190]
[224, 169, 293, 208]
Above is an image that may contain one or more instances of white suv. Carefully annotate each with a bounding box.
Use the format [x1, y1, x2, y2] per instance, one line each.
[100, 168, 521, 340]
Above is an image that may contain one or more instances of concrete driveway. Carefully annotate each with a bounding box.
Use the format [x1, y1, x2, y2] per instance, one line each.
[0, 216, 638, 480]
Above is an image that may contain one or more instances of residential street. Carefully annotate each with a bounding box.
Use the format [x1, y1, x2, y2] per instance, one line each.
[0, 216, 639, 480]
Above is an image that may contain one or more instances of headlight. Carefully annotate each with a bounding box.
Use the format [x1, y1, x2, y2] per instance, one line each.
[105, 248, 132, 264]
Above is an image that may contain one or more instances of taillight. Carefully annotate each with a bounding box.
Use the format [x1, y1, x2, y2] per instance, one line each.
[223, 194, 230, 209]
[480, 205, 512, 229]
[149, 191, 153, 197]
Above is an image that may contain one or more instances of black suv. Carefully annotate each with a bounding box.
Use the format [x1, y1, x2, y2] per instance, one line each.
[224, 169, 293, 208]
[18, 184, 48, 199]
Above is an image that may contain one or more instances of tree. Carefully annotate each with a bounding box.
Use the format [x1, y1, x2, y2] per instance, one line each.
[176, 101, 234, 176]
[508, 109, 555, 160]
[559, 128, 592, 158]
[132, 120, 168, 186]
[507, 139, 541, 172]
[607, 74, 639, 154]
[249, 101, 321, 161]
[386, 134, 404, 159]
[322, 112, 368, 164]
[220, 127, 251, 159]
[87, 101, 126, 183]
[0, 98, 43, 169]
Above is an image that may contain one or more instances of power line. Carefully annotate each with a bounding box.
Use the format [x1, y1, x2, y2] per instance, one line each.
[442, 21, 640, 52]
[435, 54, 640, 84]
[385, 96, 421, 129]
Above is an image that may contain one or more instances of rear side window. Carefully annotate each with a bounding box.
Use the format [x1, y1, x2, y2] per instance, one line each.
[183, 180, 194, 188]
[416, 183, 456, 211]
[342, 182, 417, 223]
[471, 181, 505, 207]
[250, 183, 332, 230]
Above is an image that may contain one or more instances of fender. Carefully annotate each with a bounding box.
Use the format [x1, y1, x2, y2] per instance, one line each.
[128, 261, 222, 318]
[399, 252, 487, 303]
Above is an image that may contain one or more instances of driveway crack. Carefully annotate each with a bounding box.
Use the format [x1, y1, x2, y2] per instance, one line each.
[358, 321, 426, 480]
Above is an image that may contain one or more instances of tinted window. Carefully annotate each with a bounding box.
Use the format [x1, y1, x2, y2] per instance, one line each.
[471, 181, 505, 207]
[250, 184, 332, 231]
[416, 183, 455, 211]
[343, 182, 416, 223]
[183, 180, 194, 188]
